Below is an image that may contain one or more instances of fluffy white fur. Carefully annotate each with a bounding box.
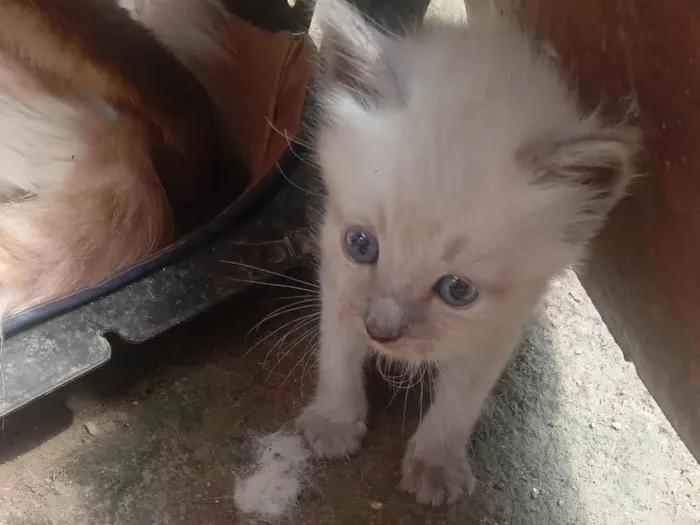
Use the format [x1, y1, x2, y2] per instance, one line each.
[296, 0, 640, 507]
[233, 431, 314, 522]
[0, 0, 239, 318]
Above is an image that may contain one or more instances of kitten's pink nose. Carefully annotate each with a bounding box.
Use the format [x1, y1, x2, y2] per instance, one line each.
[363, 296, 408, 343]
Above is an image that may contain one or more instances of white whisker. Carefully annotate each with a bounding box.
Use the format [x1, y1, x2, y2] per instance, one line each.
[266, 323, 320, 385]
[261, 314, 320, 366]
[265, 293, 319, 303]
[299, 334, 320, 392]
[221, 260, 320, 290]
[0, 335, 5, 435]
[244, 311, 320, 357]
[401, 376, 411, 436]
[418, 364, 425, 428]
[264, 116, 316, 153]
[275, 162, 325, 198]
[268, 321, 319, 368]
[273, 328, 320, 392]
[225, 276, 319, 295]
[246, 300, 320, 339]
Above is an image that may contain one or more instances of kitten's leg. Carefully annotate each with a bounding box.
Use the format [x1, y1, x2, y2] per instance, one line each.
[401, 358, 502, 506]
[295, 301, 368, 458]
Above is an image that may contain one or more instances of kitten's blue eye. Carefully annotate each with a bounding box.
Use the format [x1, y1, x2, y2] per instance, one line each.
[435, 275, 479, 307]
[344, 227, 379, 265]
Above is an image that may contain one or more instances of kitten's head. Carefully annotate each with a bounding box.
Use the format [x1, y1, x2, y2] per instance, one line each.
[315, 0, 640, 363]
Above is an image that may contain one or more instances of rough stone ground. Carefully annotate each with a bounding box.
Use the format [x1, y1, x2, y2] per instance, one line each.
[1, 1, 699, 523]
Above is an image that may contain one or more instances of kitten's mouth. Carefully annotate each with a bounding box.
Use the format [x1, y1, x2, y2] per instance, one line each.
[364, 333, 399, 354]
[367, 339, 398, 356]
[366, 337, 428, 362]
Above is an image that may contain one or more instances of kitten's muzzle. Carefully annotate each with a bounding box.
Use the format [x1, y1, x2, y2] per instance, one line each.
[363, 296, 409, 343]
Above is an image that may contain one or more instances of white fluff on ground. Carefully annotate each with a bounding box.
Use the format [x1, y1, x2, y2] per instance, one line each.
[234, 430, 313, 522]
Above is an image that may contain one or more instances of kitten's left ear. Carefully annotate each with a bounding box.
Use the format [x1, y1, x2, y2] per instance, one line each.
[316, 0, 401, 107]
[519, 124, 642, 242]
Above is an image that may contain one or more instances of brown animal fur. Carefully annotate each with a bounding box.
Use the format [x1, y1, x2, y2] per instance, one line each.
[0, 0, 255, 318]
[0, 43, 173, 317]
[0, 0, 241, 215]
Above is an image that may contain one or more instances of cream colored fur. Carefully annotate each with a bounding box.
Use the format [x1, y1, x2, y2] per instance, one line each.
[296, 0, 640, 507]
[0, 0, 238, 319]
[0, 47, 172, 318]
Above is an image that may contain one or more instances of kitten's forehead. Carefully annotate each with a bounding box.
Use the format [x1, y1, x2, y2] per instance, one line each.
[327, 117, 536, 236]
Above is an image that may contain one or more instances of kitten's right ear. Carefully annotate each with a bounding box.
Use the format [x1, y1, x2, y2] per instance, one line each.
[518, 123, 641, 243]
[317, 0, 400, 107]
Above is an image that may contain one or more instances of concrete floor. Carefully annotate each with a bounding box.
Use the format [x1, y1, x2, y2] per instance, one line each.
[1, 1, 699, 524]
[0, 269, 698, 525]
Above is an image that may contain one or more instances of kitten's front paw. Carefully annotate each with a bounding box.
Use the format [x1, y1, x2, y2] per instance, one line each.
[295, 406, 367, 459]
[401, 450, 476, 507]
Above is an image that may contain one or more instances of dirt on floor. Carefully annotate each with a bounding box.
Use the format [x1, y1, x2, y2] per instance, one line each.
[0, 268, 698, 525]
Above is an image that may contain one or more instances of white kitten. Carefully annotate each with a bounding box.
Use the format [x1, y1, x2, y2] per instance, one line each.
[295, 0, 639, 507]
